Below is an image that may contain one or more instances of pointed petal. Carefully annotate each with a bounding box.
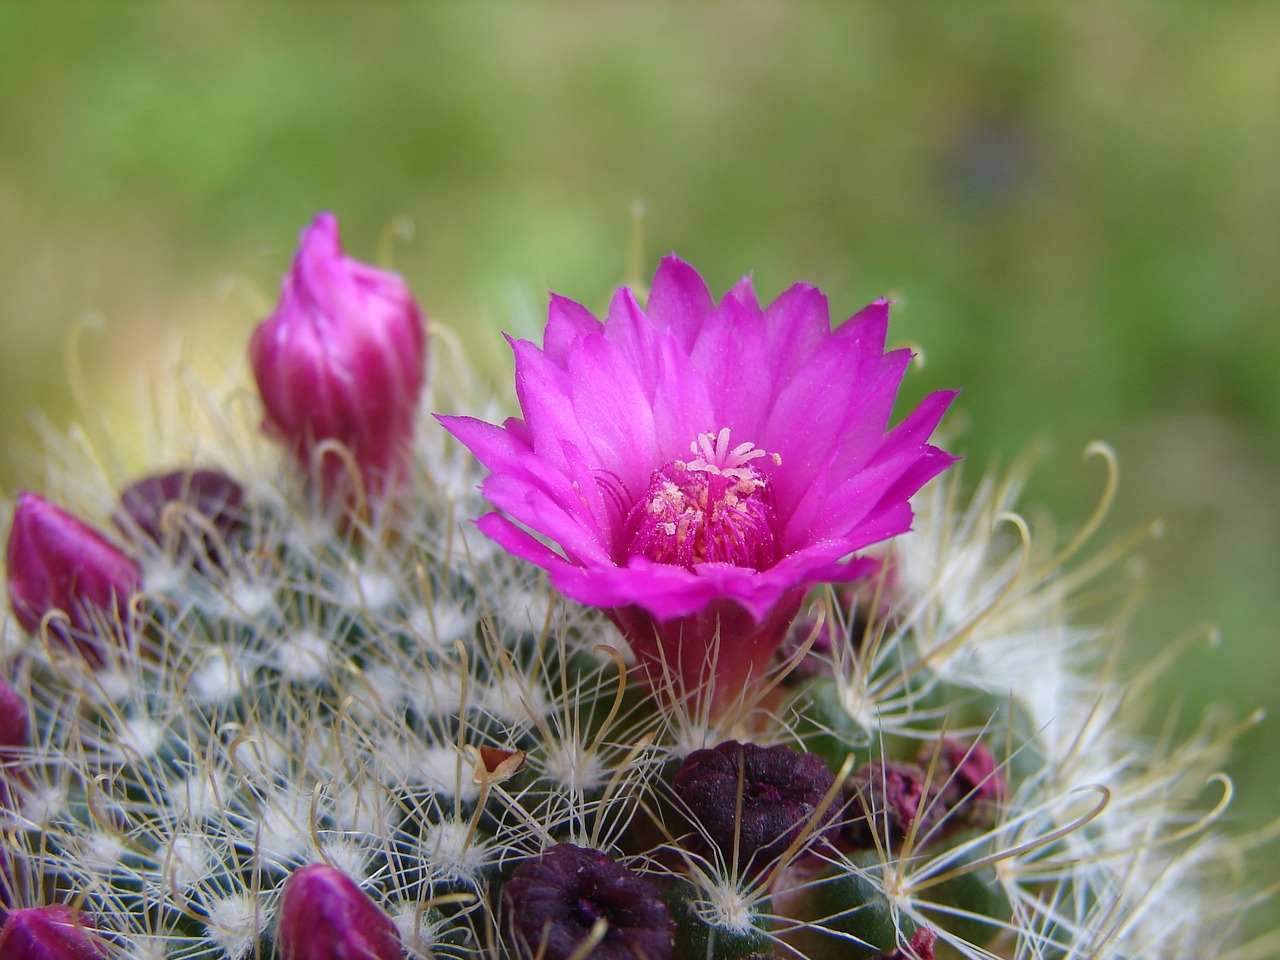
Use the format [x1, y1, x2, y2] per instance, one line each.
[645, 255, 714, 351]
[763, 283, 833, 381]
[544, 293, 601, 361]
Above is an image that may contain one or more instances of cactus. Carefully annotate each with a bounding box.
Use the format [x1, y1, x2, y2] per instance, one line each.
[0, 215, 1266, 960]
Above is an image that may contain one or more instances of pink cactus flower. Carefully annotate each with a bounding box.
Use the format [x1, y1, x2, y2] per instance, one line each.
[277, 864, 402, 960]
[441, 257, 955, 714]
[250, 213, 426, 504]
[5, 493, 141, 667]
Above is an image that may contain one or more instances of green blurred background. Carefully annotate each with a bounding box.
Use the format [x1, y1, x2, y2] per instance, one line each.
[2, 1, 1277, 936]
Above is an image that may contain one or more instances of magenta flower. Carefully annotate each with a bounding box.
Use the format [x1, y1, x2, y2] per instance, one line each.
[277, 863, 402, 960]
[250, 213, 427, 504]
[441, 257, 955, 712]
[5, 493, 141, 668]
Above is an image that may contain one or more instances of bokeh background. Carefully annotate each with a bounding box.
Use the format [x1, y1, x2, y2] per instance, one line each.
[2, 1, 1277, 937]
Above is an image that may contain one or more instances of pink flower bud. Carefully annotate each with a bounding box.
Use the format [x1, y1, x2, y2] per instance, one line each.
[5, 494, 141, 667]
[250, 213, 427, 504]
[0, 677, 29, 807]
[277, 864, 402, 960]
[0, 905, 105, 960]
[0, 678, 26, 756]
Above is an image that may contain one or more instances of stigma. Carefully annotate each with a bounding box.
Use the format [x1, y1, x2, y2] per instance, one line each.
[624, 429, 780, 569]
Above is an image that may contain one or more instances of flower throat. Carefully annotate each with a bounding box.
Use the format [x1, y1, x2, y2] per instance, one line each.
[624, 428, 780, 570]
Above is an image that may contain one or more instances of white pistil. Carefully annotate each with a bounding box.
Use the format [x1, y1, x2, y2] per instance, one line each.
[683, 428, 781, 481]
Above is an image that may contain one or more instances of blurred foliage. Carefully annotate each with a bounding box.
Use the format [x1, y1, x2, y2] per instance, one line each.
[2, 0, 1278, 936]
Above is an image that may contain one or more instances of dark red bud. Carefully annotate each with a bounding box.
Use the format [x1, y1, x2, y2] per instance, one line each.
[0, 677, 29, 808]
[870, 926, 937, 959]
[673, 740, 840, 875]
[115, 468, 245, 569]
[503, 843, 673, 960]
[919, 738, 1005, 823]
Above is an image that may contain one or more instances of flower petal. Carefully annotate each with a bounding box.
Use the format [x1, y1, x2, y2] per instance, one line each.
[644, 255, 714, 352]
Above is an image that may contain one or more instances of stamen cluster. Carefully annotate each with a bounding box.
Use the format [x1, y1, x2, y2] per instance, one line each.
[625, 431, 779, 569]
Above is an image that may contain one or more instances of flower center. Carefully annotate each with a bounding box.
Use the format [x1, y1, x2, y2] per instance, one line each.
[623, 429, 779, 569]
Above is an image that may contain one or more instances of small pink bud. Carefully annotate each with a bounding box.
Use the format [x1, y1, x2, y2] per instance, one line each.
[842, 759, 945, 852]
[5, 494, 141, 667]
[250, 213, 427, 504]
[870, 927, 937, 960]
[0, 678, 27, 756]
[0, 905, 105, 960]
[277, 864, 402, 960]
[0, 677, 29, 807]
[919, 738, 1005, 826]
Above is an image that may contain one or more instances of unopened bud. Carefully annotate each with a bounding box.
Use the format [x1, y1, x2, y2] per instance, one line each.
[918, 738, 1005, 827]
[842, 759, 944, 852]
[0, 904, 104, 960]
[115, 468, 245, 569]
[503, 843, 673, 960]
[250, 212, 427, 504]
[0, 677, 26, 756]
[673, 740, 840, 875]
[871, 927, 937, 959]
[277, 863, 402, 960]
[5, 494, 141, 667]
[0, 677, 29, 807]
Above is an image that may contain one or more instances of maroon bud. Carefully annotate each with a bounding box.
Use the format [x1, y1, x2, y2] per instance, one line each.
[778, 609, 844, 680]
[5, 494, 141, 667]
[503, 843, 673, 960]
[673, 740, 839, 875]
[919, 738, 1005, 825]
[250, 213, 427, 504]
[115, 469, 245, 569]
[277, 863, 402, 960]
[871, 926, 937, 959]
[0, 905, 105, 960]
[843, 760, 944, 851]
